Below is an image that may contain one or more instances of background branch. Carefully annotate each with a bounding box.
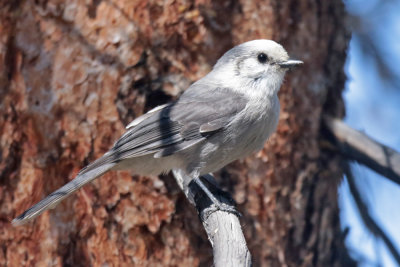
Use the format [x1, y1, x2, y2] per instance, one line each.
[343, 164, 400, 265]
[323, 115, 400, 186]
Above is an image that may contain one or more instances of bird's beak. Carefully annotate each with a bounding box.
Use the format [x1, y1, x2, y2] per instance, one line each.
[278, 59, 303, 69]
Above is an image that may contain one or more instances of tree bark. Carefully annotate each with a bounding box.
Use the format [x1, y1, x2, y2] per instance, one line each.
[0, 0, 354, 266]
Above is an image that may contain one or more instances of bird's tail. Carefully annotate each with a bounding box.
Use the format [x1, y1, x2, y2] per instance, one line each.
[12, 160, 116, 226]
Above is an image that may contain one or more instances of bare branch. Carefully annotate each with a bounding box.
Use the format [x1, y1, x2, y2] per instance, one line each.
[344, 164, 400, 265]
[176, 173, 252, 267]
[323, 115, 400, 186]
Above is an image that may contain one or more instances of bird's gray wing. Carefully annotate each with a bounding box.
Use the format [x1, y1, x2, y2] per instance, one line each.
[73, 85, 247, 172]
[12, 84, 246, 226]
[110, 85, 247, 160]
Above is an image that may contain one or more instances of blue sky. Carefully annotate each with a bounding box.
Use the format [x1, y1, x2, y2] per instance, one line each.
[339, 0, 400, 266]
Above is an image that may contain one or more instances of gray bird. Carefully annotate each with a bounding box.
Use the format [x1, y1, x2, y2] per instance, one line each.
[12, 39, 303, 226]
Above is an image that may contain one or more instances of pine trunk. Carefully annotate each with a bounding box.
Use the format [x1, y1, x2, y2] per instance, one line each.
[0, 0, 354, 266]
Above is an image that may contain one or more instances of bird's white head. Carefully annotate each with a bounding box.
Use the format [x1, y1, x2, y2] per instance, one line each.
[211, 39, 303, 97]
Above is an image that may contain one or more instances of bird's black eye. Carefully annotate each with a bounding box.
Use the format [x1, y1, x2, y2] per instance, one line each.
[257, 53, 268, 63]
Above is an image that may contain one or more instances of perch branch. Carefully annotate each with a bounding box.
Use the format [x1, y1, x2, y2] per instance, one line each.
[323, 115, 400, 186]
[174, 172, 251, 267]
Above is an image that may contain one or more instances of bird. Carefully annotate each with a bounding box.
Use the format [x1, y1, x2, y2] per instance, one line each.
[12, 39, 303, 226]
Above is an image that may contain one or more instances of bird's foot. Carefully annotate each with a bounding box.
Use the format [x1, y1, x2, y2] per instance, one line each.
[200, 202, 242, 221]
[192, 177, 241, 221]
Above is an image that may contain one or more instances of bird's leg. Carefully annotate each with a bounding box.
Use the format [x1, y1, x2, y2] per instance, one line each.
[172, 170, 240, 220]
[192, 175, 241, 221]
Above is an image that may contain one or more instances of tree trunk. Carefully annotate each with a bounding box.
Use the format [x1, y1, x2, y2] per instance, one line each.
[0, 0, 354, 266]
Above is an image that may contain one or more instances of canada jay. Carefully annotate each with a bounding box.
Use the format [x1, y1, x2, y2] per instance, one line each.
[13, 39, 302, 226]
